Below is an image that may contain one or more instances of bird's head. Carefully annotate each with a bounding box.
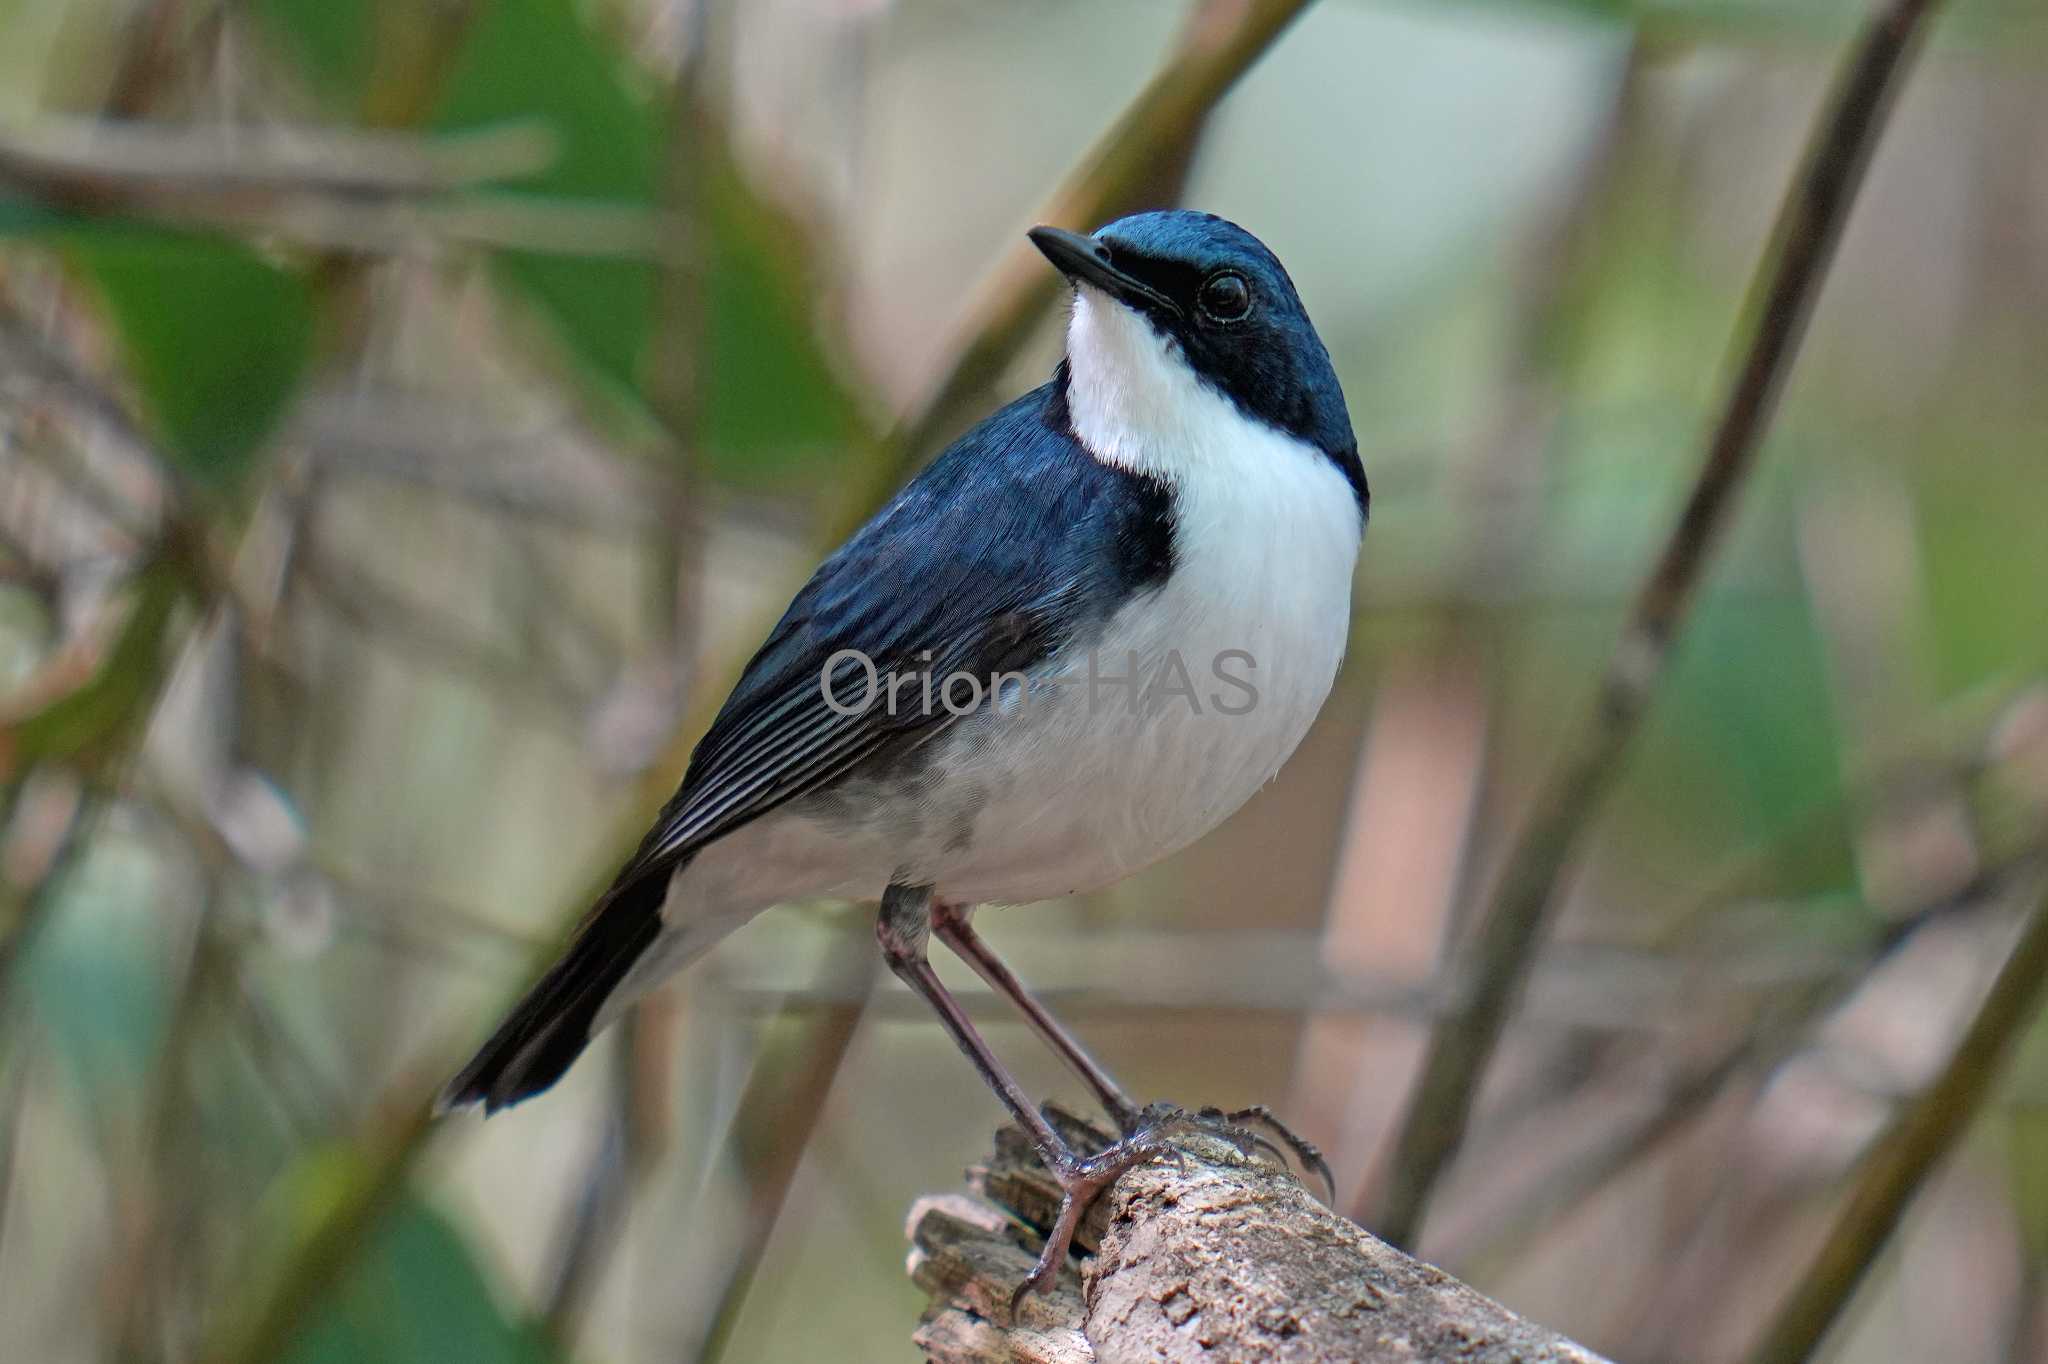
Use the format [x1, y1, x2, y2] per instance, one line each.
[1028, 211, 1358, 486]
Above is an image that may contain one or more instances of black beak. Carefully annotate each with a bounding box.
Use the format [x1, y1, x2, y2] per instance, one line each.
[1028, 226, 1181, 317]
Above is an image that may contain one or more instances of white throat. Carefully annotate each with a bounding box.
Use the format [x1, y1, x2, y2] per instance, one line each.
[1065, 286, 1222, 480]
[1063, 284, 1362, 535]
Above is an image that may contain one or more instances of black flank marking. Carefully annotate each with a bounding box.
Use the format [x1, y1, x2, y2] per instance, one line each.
[1113, 471, 1178, 592]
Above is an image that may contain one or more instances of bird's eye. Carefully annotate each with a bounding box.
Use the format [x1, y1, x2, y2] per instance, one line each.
[1197, 271, 1251, 323]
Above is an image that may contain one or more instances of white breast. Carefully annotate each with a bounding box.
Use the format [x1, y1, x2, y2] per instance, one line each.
[915, 286, 1363, 903]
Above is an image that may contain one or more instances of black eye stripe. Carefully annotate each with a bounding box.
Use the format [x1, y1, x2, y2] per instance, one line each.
[1093, 248, 1255, 325]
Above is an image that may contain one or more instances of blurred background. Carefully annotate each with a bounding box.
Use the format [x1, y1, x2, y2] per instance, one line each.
[1, 0, 2046, 1360]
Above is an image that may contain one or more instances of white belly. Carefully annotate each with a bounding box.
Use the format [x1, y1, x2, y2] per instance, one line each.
[921, 472, 1356, 902]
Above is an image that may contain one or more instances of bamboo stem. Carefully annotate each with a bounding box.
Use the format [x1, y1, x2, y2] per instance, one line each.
[1367, 0, 1948, 1248]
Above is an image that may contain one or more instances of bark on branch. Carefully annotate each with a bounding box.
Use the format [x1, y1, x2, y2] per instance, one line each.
[906, 1108, 1610, 1363]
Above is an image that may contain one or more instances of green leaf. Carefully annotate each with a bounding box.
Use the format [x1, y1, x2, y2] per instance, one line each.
[255, 0, 871, 483]
[0, 204, 314, 487]
[269, 1174, 554, 1364]
[73, 231, 314, 486]
[428, 0, 873, 479]
[1658, 589, 1846, 847]
[251, 0, 377, 99]
[432, 0, 660, 398]
[698, 152, 872, 487]
[255, 0, 663, 395]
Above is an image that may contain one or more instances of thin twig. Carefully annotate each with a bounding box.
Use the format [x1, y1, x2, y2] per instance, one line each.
[314, 860, 551, 954]
[689, 924, 877, 1364]
[1450, 852, 2038, 1276]
[0, 299, 171, 534]
[104, 0, 198, 120]
[1749, 866, 2048, 1364]
[294, 394, 678, 531]
[0, 775, 87, 1003]
[124, 191, 672, 260]
[116, 875, 232, 1361]
[541, 12, 712, 1338]
[0, 117, 558, 196]
[1365, 0, 1948, 1247]
[229, 970, 350, 1135]
[292, 551, 591, 721]
[1438, 684, 2030, 1155]
[0, 1017, 30, 1258]
[540, 1030, 638, 1345]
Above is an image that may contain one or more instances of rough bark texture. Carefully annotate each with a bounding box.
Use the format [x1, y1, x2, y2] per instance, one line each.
[906, 1109, 1611, 1364]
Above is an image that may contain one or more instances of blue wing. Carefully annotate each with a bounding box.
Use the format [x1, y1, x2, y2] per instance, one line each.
[623, 372, 1175, 871]
[444, 371, 1174, 1110]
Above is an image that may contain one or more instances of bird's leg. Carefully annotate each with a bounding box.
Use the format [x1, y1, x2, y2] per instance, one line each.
[879, 885, 1182, 1305]
[930, 903, 1337, 1204]
[930, 902, 1143, 1133]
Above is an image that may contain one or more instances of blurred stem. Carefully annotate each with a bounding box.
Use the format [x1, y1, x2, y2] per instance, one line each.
[2005, 1262, 2046, 1364]
[117, 878, 234, 1364]
[1455, 847, 2039, 1278]
[229, 971, 348, 1139]
[1445, 37, 1649, 606]
[690, 920, 876, 1364]
[0, 1025, 26, 1263]
[360, 0, 483, 129]
[106, 0, 197, 119]
[295, 548, 587, 719]
[1449, 684, 2031, 1172]
[1749, 870, 2048, 1364]
[0, 778, 87, 1005]
[541, 12, 711, 1342]
[309, 0, 487, 333]
[1298, 38, 1644, 1189]
[204, 1094, 442, 1364]
[1365, 0, 1948, 1247]
[850, 0, 1318, 520]
[644, 19, 708, 661]
[539, 1021, 643, 1347]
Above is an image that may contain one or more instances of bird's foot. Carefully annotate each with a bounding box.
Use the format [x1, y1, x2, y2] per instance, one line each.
[1193, 1103, 1337, 1204]
[1007, 1104, 1333, 1306]
[1118, 1099, 1335, 1205]
[1010, 1120, 1187, 1310]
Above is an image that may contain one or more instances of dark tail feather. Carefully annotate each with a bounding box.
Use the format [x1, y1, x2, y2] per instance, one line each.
[438, 876, 666, 1114]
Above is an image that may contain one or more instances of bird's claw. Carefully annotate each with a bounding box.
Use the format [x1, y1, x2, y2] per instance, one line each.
[1009, 1123, 1183, 1311]
[1119, 1098, 1334, 1202]
[1196, 1103, 1337, 1204]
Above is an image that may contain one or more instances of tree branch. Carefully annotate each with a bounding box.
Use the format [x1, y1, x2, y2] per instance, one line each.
[1748, 869, 2048, 1364]
[1366, 0, 1948, 1247]
[909, 1109, 1611, 1364]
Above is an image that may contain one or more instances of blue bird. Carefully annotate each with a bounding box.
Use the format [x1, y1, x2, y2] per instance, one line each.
[443, 209, 1368, 1297]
